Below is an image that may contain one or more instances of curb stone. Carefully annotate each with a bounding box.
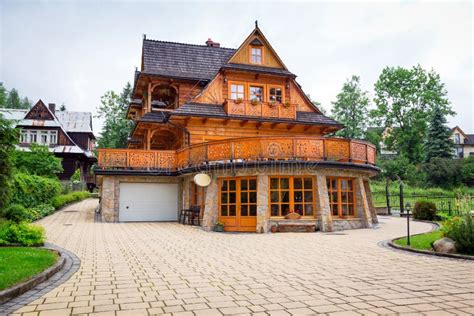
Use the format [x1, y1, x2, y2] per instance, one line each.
[0, 243, 81, 316]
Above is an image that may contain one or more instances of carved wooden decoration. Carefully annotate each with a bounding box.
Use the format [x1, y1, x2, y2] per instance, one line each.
[25, 101, 55, 120]
[326, 140, 350, 161]
[351, 142, 367, 162]
[97, 137, 377, 170]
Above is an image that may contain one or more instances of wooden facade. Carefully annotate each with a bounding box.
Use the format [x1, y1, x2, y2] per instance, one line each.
[96, 24, 379, 231]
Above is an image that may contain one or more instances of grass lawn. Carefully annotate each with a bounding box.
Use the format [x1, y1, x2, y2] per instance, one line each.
[0, 247, 58, 290]
[394, 229, 443, 251]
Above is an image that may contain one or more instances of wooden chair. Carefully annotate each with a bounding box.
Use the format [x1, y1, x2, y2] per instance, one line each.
[179, 208, 190, 224]
[190, 205, 201, 226]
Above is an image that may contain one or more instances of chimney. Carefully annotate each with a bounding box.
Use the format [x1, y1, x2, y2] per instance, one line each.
[48, 103, 56, 114]
[205, 38, 220, 48]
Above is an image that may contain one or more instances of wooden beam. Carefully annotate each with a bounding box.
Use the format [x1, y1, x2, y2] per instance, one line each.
[184, 117, 191, 126]
[287, 124, 295, 130]
[256, 121, 263, 129]
[270, 122, 279, 129]
[222, 118, 230, 126]
[240, 120, 249, 127]
[304, 125, 312, 132]
[201, 118, 208, 124]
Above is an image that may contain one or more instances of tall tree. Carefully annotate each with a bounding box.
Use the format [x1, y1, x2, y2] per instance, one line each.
[96, 82, 133, 148]
[0, 113, 18, 212]
[331, 75, 369, 139]
[371, 65, 453, 163]
[424, 106, 454, 161]
[0, 83, 7, 106]
[20, 97, 32, 109]
[5, 88, 21, 109]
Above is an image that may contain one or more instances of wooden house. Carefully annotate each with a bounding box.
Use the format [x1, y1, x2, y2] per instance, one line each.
[96, 25, 379, 232]
[1, 100, 96, 184]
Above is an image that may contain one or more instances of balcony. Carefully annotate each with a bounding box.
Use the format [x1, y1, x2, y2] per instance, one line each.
[97, 136, 377, 172]
[224, 99, 296, 120]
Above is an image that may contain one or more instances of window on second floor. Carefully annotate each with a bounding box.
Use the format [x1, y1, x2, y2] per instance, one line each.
[454, 133, 461, 144]
[230, 83, 245, 100]
[249, 86, 263, 102]
[20, 130, 58, 145]
[269, 87, 283, 103]
[250, 47, 262, 64]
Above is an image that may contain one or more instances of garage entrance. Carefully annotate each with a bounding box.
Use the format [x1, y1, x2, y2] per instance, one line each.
[119, 183, 178, 222]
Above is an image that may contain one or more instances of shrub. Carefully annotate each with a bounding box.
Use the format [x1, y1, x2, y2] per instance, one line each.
[443, 214, 474, 254]
[10, 173, 61, 208]
[421, 157, 463, 188]
[4, 204, 34, 223]
[0, 221, 45, 246]
[412, 201, 437, 220]
[29, 204, 55, 220]
[12, 144, 63, 178]
[51, 191, 91, 209]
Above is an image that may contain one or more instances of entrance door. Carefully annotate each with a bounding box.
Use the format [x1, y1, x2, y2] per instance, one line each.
[219, 177, 257, 232]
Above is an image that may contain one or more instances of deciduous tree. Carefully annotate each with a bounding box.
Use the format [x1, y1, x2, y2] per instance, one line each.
[371, 65, 453, 163]
[331, 75, 369, 139]
[0, 113, 18, 211]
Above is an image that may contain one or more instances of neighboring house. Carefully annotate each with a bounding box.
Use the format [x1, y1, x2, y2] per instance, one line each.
[1, 100, 97, 183]
[366, 127, 398, 157]
[451, 126, 474, 158]
[96, 25, 379, 232]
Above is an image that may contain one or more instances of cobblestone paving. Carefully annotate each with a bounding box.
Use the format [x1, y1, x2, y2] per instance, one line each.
[11, 199, 474, 315]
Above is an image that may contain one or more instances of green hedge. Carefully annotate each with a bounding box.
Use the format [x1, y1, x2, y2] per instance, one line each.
[51, 191, 91, 209]
[0, 220, 45, 246]
[10, 173, 61, 208]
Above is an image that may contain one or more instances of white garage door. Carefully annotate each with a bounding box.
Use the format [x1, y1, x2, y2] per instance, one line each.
[119, 183, 178, 222]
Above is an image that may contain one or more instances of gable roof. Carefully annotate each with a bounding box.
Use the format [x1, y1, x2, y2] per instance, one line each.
[227, 25, 289, 70]
[141, 39, 236, 80]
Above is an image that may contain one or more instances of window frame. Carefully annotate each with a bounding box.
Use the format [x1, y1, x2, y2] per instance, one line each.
[268, 85, 285, 103]
[269, 176, 316, 218]
[249, 45, 263, 64]
[249, 85, 264, 102]
[228, 81, 246, 101]
[327, 177, 356, 219]
[20, 129, 58, 145]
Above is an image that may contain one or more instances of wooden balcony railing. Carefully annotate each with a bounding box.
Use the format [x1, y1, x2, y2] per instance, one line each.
[224, 99, 296, 120]
[97, 136, 376, 171]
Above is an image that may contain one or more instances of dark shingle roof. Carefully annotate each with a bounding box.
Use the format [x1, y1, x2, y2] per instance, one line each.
[138, 111, 169, 123]
[172, 103, 342, 127]
[142, 40, 236, 80]
[466, 134, 474, 145]
[222, 63, 295, 77]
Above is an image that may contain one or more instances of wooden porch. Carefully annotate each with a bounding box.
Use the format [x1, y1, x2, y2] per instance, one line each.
[97, 136, 376, 171]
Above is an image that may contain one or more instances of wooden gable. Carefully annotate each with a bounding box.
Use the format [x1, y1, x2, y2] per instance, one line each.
[228, 26, 287, 69]
[24, 100, 55, 120]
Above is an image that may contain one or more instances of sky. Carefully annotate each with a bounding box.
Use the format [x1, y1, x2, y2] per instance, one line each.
[1, 0, 472, 136]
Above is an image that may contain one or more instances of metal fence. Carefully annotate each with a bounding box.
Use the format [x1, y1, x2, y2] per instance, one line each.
[373, 193, 474, 216]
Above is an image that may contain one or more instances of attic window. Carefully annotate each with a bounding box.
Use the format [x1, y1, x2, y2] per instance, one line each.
[251, 47, 262, 64]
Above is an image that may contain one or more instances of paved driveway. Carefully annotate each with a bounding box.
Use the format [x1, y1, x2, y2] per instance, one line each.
[12, 199, 474, 315]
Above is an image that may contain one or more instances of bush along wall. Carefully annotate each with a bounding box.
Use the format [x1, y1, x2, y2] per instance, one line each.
[10, 173, 61, 208]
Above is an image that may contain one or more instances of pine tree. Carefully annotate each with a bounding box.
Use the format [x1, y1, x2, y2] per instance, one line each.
[331, 75, 369, 139]
[424, 106, 454, 161]
[5, 88, 21, 108]
[0, 83, 7, 107]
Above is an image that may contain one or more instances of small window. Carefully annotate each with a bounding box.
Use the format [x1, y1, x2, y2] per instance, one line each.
[249, 86, 263, 102]
[454, 133, 461, 144]
[20, 131, 28, 143]
[230, 84, 245, 100]
[40, 131, 48, 144]
[269, 87, 283, 103]
[50, 131, 58, 144]
[251, 47, 262, 64]
[30, 131, 37, 143]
